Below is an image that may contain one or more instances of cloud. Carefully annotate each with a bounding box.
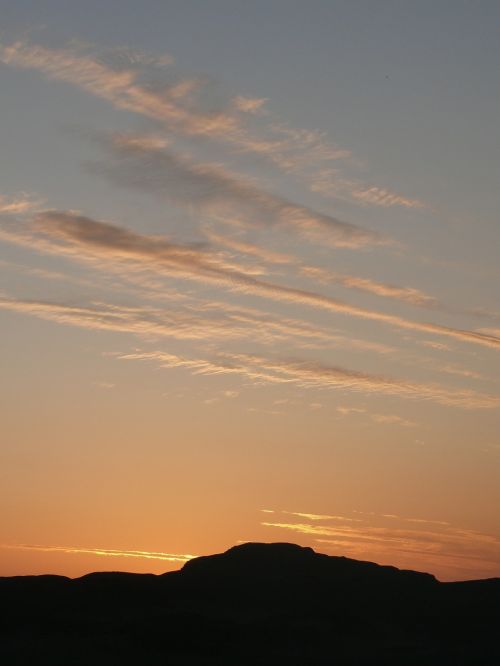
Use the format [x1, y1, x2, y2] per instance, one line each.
[0, 193, 42, 214]
[478, 327, 500, 337]
[0, 39, 421, 210]
[116, 350, 294, 386]
[0, 543, 195, 563]
[115, 349, 500, 409]
[337, 406, 366, 415]
[203, 228, 297, 265]
[0, 295, 341, 347]
[349, 185, 425, 209]
[359, 509, 449, 522]
[420, 340, 452, 352]
[0, 40, 342, 174]
[207, 234, 445, 316]
[440, 365, 484, 380]
[370, 413, 416, 427]
[2, 210, 500, 352]
[300, 265, 438, 307]
[0, 289, 393, 355]
[273, 508, 450, 528]
[0, 296, 252, 342]
[197, 301, 393, 353]
[261, 515, 500, 580]
[310, 170, 425, 209]
[89, 133, 384, 249]
[281, 511, 362, 522]
[0, 40, 236, 138]
[336, 406, 416, 426]
[232, 95, 268, 114]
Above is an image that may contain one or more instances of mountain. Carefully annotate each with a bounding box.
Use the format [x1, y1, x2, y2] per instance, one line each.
[1, 542, 499, 665]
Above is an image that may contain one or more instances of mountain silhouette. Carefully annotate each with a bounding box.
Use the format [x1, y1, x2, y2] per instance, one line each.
[1, 542, 498, 665]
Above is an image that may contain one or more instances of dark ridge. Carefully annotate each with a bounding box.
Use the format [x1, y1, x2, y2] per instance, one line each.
[1, 542, 498, 665]
[181, 541, 319, 576]
[182, 541, 433, 576]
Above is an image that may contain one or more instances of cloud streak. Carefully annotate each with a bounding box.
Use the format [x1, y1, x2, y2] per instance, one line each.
[280, 511, 362, 522]
[310, 170, 425, 209]
[0, 193, 42, 214]
[0, 294, 391, 351]
[203, 227, 297, 266]
[300, 265, 438, 307]
[2, 211, 499, 352]
[260, 512, 500, 580]
[0, 40, 341, 174]
[0, 543, 195, 563]
[116, 349, 500, 408]
[0, 39, 423, 210]
[0, 40, 233, 137]
[89, 133, 383, 249]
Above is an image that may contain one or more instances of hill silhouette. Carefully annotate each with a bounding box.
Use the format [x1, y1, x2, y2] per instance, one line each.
[1, 542, 499, 664]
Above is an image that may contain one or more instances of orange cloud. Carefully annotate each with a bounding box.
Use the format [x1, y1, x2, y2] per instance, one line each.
[2, 211, 499, 352]
[261, 513, 500, 580]
[116, 349, 500, 409]
[0, 543, 195, 563]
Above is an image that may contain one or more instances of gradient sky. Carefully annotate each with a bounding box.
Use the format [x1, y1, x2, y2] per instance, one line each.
[1, 0, 499, 582]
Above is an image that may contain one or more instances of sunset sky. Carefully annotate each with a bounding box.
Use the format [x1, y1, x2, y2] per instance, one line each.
[1, 1, 499, 582]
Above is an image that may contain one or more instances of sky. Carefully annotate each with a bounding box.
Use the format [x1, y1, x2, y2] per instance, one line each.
[0, 0, 499, 582]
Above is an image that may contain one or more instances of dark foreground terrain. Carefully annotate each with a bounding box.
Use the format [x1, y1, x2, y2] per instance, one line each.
[1, 542, 499, 665]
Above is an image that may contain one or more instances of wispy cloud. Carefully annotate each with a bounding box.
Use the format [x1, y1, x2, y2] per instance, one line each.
[337, 406, 366, 415]
[440, 365, 484, 380]
[0, 543, 195, 563]
[89, 132, 383, 249]
[420, 340, 452, 352]
[0, 295, 336, 347]
[203, 227, 297, 266]
[335, 406, 416, 427]
[0, 296, 248, 342]
[0, 40, 341, 174]
[300, 265, 438, 307]
[261, 511, 500, 580]
[478, 327, 500, 338]
[0, 193, 42, 214]
[281, 511, 362, 522]
[115, 349, 500, 408]
[370, 414, 416, 427]
[93, 381, 115, 389]
[232, 95, 268, 115]
[2, 211, 499, 352]
[0, 39, 423, 210]
[310, 170, 425, 209]
[196, 300, 393, 353]
[0, 40, 228, 138]
[383, 515, 450, 527]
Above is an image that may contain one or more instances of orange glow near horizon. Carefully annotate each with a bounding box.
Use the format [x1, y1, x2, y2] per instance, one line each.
[2, 503, 498, 582]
